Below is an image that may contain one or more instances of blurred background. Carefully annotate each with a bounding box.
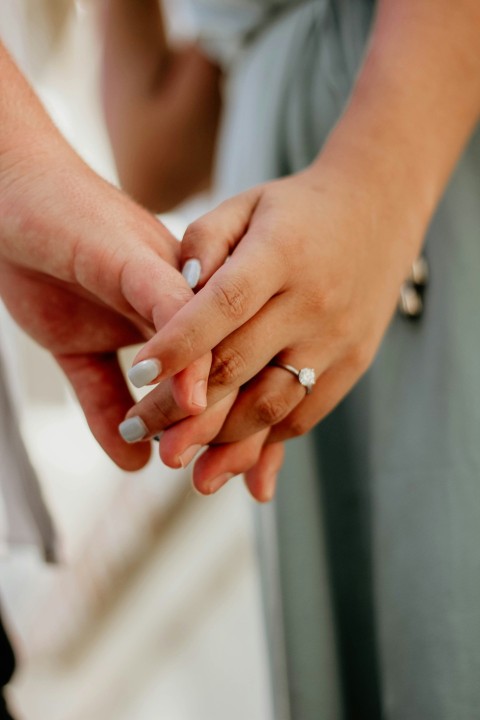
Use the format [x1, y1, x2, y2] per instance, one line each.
[0, 2, 274, 718]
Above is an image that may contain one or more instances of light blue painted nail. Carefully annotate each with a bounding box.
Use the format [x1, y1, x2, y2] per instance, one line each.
[127, 359, 161, 388]
[119, 416, 148, 443]
[182, 258, 202, 289]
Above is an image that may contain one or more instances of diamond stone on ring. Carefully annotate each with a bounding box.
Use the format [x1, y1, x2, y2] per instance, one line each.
[272, 363, 317, 394]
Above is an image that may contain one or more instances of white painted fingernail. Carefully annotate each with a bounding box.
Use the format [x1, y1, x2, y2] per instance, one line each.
[178, 444, 202, 469]
[182, 258, 202, 289]
[128, 359, 161, 388]
[119, 416, 148, 443]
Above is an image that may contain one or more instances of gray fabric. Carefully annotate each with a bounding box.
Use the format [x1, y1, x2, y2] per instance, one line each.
[0, 352, 57, 562]
[272, 434, 342, 719]
[211, 0, 373, 197]
[192, 0, 480, 717]
[191, 0, 312, 66]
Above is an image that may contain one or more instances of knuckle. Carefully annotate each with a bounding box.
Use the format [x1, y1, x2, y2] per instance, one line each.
[169, 286, 195, 307]
[183, 218, 211, 248]
[347, 340, 374, 376]
[332, 309, 355, 343]
[210, 347, 247, 387]
[253, 393, 290, 427]
[148, 395, 176, 429]
[286, 411, 311, 438]
[210, 277, 250, 321]
[240, 446, 262, 471]
[169, 327, 198, 367]
[136, 388, 180, 431]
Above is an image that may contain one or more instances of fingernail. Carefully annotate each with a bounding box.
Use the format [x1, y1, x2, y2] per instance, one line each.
[259, 473, 278, 503]
[182, 258, 202, 289]
[204, 472, 234, 494]
[191, 479, 207, 498]
[192, 379, 207, 409]
[178, 444, 202, 469]
[119, 416, 148, 443]
[128, 359, 161, 388]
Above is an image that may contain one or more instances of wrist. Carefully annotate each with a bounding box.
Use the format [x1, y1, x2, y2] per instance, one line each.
[314, 103, 436, 229]
[309, 123, 431, 268]
[310, 0, 480, 245]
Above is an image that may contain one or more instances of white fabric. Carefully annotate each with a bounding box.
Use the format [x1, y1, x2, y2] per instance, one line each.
[0, 333, 57, 561]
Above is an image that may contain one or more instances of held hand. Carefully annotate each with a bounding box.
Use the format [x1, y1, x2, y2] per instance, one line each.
[124, 161, 425, 492]
[128, 379, 285, 502]
[0, 142, 210, 470]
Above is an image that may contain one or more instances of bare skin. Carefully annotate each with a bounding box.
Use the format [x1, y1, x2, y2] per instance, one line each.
[101, 0, 222, 213]
[120, 0, 480, 500]
[0, 42, 211, 470]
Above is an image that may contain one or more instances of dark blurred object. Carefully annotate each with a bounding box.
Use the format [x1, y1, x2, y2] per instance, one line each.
[0, 613, 15, 720]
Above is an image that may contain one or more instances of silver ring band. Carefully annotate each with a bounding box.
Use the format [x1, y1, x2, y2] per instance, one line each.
[271, 362, 316, 394]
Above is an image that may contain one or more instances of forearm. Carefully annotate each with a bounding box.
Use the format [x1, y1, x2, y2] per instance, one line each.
[0, 41, 77, 277]
[101, 0, 171, 201]
[0, 42, 60, 160]
[101, 0, 168, 107]
[100, 1, 221, 212]
[316, 0, 480, 233]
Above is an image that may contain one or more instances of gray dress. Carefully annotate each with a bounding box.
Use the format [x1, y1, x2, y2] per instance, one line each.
[191, 1, 480, 718]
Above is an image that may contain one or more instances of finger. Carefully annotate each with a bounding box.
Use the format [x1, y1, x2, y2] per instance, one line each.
[170, 353, 211, 414]
[268, 358, 360, 443]
[120, 360, 234, 444]
[206, 294, 300, 394]
[75, 207, 182, 324]
[121, 245, 191, 332]
[129, 220, 289, 382]
[119, 370, 228, 449]
[56, 352, 151, 472]
[192, 428, 270, 496]
[160, 362, 298, 471]
[157, 361, 298, 466]
[0, 262, 146, 355]
[159, 391, 239, 469]
[180, 188, 261, 289]
[120, 235, 212, 414]
[123, 290, 316, 446]
[123, 295, 297, 439]
[244, 441, 285, 503]
[120, 375, 187, 443]
[212, 363, 308, 444]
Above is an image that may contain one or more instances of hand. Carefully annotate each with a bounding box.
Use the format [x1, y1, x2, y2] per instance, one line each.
[0, 140, 210, 470]
[130, 380, 285, 502]
[121, 0, 480, 499]
[101, 0, 222, 213]
[123, 160, 425, 493]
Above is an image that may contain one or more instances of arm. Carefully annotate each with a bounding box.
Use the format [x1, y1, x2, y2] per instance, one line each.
[0, 41, 210, 469]
[318, 0, 480, 231]
[101, 0, 222, 212]
[118, 0, 480, 499]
